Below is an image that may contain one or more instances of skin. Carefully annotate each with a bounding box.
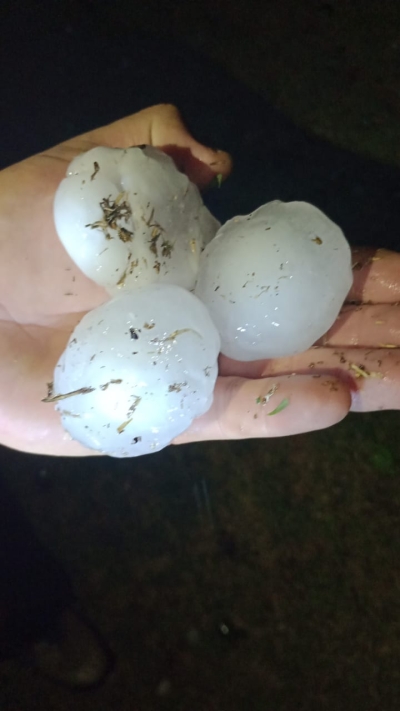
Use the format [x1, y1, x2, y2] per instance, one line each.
[0, 103, 399, 456]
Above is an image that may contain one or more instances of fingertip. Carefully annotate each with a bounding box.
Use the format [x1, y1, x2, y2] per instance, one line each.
[317, 375, 351, 427]
[223, 374, 351, 438]
[183, 146, 233, 190]
[201, 148, 233, 185]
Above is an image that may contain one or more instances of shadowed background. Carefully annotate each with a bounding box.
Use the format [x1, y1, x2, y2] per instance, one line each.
[1, 1, 400, 709]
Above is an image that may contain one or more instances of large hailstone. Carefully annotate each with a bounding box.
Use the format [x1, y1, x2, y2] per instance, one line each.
[51, 285, 220, 457]
[54, 146, 220, 294]
[194, 201, 352, 361]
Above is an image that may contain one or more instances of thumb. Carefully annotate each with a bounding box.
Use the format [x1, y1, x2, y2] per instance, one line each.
[152, 105, 233, 189]
[88, 103, 233, 190]
[174, 373, 351, 444]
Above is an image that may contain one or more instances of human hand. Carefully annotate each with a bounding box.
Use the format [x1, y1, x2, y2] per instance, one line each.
[0, 104, 232, 455]
[0, 104, 395, 457]
[177, 247, 400, 444]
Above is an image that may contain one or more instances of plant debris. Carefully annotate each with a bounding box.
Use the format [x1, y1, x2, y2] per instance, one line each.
[142, 207, 165, 233]
[90, 161, 100, 180]
[149, 227, 162, 256]
[117, 418, 133, 434]
[117, 266, 129, 287]
[117, 226, 134, 243]
[42, 386, 95, 403]
[161, 240, 174, 258]
[349, 363, 384, 379]
[86, 195, 132, 238]
[267, 397, 290, 415]
[128, 396, 142, 414]
[168, 382, 187, 393]
[255, 286, 270, 299]
[100, 379, 123, 391]
[164, 328, 200, 342]
[256, 383, 279, 405]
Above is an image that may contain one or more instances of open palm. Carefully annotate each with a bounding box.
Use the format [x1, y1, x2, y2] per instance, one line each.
[0, 104, 398, 456]
[0, 105, 233, 455]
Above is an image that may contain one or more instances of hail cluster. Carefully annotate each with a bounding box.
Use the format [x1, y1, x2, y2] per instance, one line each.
[51, 146, 352, 457]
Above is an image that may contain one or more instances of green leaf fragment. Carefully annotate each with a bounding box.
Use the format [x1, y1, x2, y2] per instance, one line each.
[267, 398, 290, 416]
[209, 173, 224, 189]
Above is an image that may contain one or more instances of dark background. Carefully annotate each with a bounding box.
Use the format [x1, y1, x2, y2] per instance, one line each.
[1, 1, 400, 709]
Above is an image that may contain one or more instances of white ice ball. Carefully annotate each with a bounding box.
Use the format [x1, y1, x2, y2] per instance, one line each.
[53, 146, 220, 294]
[52, 284, 220, 457]
[194, 201, 352, 361]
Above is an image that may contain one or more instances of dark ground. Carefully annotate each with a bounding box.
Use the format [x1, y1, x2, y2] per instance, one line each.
[1, 1, 400, 709]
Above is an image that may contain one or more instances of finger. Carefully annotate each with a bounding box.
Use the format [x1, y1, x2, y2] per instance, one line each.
[87, 103, 233, 189]
[348, 247, 400, 304]
[222, 346, 400, 413]
[153, 108, 232, 189]
[314, 303, 400, 348]
[174, 373, 350, 443]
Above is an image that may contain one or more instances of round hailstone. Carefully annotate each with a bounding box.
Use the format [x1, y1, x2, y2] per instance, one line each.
[194, 201, 352, 361]
[51, 284, 220, 458]
[53, 146, 220, 294]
